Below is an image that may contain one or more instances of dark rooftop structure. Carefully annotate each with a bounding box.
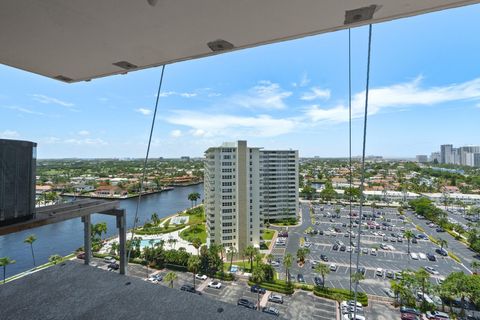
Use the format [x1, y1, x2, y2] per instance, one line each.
[0, 261, 273, 320]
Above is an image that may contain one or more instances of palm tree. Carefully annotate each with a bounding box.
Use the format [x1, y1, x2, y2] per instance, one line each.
[187, 192, 201, 207]
[283, 253, 293, 284]
[228, 246, 237, 272]
[438, 238, 448, 251]
[164, 271, 178, 288]
[415, 268, 430, 308]
[251, 266, 265, 310]
[24, 234, 37, 267]
[188, 255, 201, 290]
[191, 237, 202, 255]
[254, 253, 262, 267]
[0, 257, 16, 284]
[151, 213, 160, 225]
[404, 230, 414, 254]
[244, 245, 256, 271]
[296, 247, 310, 264]
[49, 254, 62, 265]
[266, 253, 274, 264]
[314, 263, 330, 288]
[110, 241, 119, 256]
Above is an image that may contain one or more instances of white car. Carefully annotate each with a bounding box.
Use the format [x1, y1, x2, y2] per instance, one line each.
[375, 268, 384, 277]
[330, 264, 338, 271]
[271, 261, 280, 267]
[208, 281, 222, 289]
[424, 266, 439, 275]
[195, 274, 207, 280]
[370, 249, 377, 256]
[410, 252, 419, 260]
[383, 288, 395, 298]
[418, 252, 427, 260]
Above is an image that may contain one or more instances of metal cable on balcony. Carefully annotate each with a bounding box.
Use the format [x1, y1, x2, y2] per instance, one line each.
[127, 65, 166, 262]
[353, 24, 373, 319]
[348, 27, 353, 294]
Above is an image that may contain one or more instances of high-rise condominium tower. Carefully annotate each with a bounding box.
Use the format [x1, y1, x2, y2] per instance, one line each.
[204, 141, 298, 253]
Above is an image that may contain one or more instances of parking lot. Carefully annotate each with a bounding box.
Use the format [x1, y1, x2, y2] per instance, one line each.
[272, 203, 466, 298]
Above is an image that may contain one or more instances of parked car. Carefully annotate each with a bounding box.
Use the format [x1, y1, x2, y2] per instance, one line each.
[400, 306, 421, 316]
[237, 298, 256, 310]
[424, 266, 439, 275]
[333, 244, 339, 251]
[386, 270, 394, 278]
[384, 288, 395, 298]
[262, 306, 280, 316]
[195, 274, 207, 280]
[297, 274, 305, 283]
[425, 310, 449, 319]
[436, 248, 448, 256]
[370, 248, 377, 256]
[208, 281, 222, 289]
[180, 284, 201, 295]
[418, 253, 427, 260]
[426, 253, 436, 261]
[375, 268, 384, 277]
[107, 262, 119, 270]
[314, 277, 324, 286]
[268, 294, 284, 304]
[320, 254, 328, 262]
[410, 252, 419, 260]
[330, 264, 338, 272]
[251, 285, 266, 294]
[76, 252, 85, 260]
[411, 238, 418, 244]
[358, 267, 366, 276]
[104, 256, 116, 264]
[436, 228, 445, 233]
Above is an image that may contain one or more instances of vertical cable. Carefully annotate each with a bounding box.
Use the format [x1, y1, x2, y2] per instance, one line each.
[127, 65, 166, 262]
[354, 24, 373, 319]
[348, 28, 353, 294]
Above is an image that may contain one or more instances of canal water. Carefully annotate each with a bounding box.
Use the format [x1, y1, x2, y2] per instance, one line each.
[0, 184, 204, 278]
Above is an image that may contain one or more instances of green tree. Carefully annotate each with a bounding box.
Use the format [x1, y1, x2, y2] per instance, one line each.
[164, 271, 178, 288]
[151, 213, 160, 225]
[0, 257, 16, 284]
[187, 192, 201, 207]
[24, 234, 37, 267]
[471, 261, 480, 274]
[188, 255, 201, 290]
[404, 230, 414, 254]
[251, 266, 265, 310]
[415, 268, 430, 309]
[191, 237, 202, 255]
[314, 263, 330, 288]
[266, 253, 274, 264]
[438, 238, 448, 251]
[296, 247, 310, 264]
[244, 245, 257, 271]
[49, 254, 63, 265]
[283, 253, 293, 284]
[228, 246, 237, 272]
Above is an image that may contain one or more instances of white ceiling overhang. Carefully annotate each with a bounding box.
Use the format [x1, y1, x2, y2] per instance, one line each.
[0, 0, 478, 83]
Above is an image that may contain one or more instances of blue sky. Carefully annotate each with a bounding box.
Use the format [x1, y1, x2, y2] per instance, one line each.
[1, 4, 480, 159]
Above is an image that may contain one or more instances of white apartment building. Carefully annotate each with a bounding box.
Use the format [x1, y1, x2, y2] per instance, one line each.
[204, 141, 298, 252]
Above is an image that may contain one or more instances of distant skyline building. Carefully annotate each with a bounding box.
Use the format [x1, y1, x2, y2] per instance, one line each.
[430, 145, 480, 167]
[440, 144, 453, 164]
[416, 155, 428, 163]
[204, 141, 298, 253]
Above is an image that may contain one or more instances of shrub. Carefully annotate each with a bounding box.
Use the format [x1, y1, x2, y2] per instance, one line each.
[247, 279, 294, 294]
[448, 252, 461, 263]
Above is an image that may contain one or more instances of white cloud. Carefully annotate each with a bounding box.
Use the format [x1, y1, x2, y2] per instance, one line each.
[305, 76, 480, 123]
[167, 111, 298, 138]
[301, 87, 331, 101]
[78, 130, 90, 136]
[135, 108, 152, 116]
[232, 81, 292, 110]
[0, 130, 20, 139]
[170, 129, 182, 138]
[159, 91, 197, 98]
[32, 94, 74, 107]
[63, 138, 107, 146]
[180, 92, 197, 98]
[292, 73, 310, 88]
[6, 105, 44, 115]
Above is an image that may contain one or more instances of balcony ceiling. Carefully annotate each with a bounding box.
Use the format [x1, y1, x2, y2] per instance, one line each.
[0, 0, 478, 83]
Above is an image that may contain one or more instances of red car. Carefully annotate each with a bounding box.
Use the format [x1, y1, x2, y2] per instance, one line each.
[401, 313, 420, 320]
[76, 252, 85, 260]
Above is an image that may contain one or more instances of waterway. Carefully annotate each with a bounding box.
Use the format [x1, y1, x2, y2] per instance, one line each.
[0, 184, 204, 278]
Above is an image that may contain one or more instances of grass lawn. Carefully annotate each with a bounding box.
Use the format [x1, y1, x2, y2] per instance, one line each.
[179, 224, 207, 243]
[223, 260, 255, 273]
[179, 206, 206, 225]
[261, 229, 275, 241]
